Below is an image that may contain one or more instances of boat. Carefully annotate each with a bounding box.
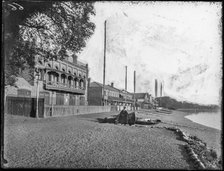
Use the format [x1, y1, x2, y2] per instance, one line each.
[155, 107, 172, 114]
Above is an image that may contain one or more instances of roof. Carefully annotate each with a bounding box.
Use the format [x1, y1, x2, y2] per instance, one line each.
[90, 81, 132, 94]
[133, 93, 151, 99]
[5, 77, 33, 96]
[15, 77, 32, 90]
[108, 96, 134, 103]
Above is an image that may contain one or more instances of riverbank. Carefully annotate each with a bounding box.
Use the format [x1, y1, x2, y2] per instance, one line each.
[135, 109, 221, 156]
[3, 110, 222, 169]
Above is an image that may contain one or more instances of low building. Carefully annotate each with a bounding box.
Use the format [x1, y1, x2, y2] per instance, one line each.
[133, 93, 153, 109]
[88, 81, 134, 110]
[6, 54, 89, 106]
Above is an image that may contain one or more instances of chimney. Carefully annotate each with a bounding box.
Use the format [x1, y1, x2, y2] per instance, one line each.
[155, 79, 158, 98]
[72, 54, 77, 64]
[111, 82, 114, 87]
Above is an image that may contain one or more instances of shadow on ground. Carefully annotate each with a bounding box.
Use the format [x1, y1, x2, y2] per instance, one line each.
[96, 116, 162, 126]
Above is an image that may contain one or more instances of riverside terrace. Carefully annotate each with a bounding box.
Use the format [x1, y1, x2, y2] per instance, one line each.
[36, 55, 88, 106]
[5, 54, 89, 106]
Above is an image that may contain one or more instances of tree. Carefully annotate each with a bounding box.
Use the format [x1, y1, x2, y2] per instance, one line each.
[3, 1, 96, 86]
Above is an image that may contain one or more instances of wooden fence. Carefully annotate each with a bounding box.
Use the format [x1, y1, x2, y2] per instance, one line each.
[6, 96, 44, 118]
[6, 96, 119, 118]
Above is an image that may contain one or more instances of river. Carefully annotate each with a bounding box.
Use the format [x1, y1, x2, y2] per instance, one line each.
[184, 112, 222, 130]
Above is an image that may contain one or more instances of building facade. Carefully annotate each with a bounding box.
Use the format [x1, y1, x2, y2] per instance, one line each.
[134, 93, 154, 109]
[6, 54, 89, 106]
[88, 82, 134, 110]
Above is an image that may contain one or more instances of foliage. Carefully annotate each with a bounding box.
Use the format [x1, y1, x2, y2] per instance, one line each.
[4, 1, 96, 86]
[156, 96, 219, 110]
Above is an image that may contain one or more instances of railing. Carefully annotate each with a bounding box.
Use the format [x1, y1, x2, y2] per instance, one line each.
[45, 81, 85, 94]
[65, 60, 87, 70]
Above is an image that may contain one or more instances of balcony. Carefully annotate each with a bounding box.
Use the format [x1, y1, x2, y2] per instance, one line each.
[44, 81, 85, 95]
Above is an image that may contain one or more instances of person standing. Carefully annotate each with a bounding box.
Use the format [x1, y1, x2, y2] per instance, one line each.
[118, 106, 128, 125]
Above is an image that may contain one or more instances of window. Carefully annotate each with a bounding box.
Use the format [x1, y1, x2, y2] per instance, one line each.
[56, 93, 64, 105]
[74, 78, 78, 87]
[48, 72, 51, 82]
[61, 74, 66, 84]
[54, 74, 59, 83]
[68, 76, 72, 87]
[17, 89, 31, 97]
[69, 94, 76, 105]
[39, 92, 50, 104]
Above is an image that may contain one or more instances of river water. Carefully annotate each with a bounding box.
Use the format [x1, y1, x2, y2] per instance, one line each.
[185, 112, 222, 130]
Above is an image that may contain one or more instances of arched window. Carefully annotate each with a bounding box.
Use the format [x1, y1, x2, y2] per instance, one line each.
[74, 78, 78, 88]
[68, 76, 72, 87]
[53, 72, 59, 83]
[79, 79, 84, 89]
[61, 74, 66, 85]
[48, 72, 51, 82]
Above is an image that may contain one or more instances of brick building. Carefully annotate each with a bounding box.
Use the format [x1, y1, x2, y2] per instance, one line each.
[88, 81, 134, 110]
[6, 54, 89, 106]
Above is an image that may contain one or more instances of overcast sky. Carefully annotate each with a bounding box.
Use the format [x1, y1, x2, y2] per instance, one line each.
[79, 1, 222, 105]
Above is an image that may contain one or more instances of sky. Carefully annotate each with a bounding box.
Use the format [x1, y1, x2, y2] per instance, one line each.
[79, 1, 222, 105]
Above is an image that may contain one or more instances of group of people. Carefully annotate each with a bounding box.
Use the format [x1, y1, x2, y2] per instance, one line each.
[115, 107, 135, 125]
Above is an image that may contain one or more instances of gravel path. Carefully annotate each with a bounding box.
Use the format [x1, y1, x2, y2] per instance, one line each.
[4, 112, 191, 169]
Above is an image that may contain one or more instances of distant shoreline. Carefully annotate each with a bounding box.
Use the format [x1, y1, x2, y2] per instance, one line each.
[176, 108, 220, 113]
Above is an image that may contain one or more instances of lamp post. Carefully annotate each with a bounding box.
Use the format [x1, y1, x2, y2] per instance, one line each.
[35, 68, 40, 118]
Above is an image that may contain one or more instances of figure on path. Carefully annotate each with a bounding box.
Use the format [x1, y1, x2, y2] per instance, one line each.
[117, 106, 128, 125]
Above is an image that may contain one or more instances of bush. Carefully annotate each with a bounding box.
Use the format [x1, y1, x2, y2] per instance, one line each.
[210, 149, 217, 159]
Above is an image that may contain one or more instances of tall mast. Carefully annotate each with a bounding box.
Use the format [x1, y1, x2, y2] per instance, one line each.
[125, 66, 127, 106]
[160, 82, 163, 97]
[103, 20, 107, 106]
[125, 66, 127, 91]
[134, 70, 136, 111]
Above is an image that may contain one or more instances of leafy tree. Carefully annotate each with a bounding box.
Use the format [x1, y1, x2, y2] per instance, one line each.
[3, 1, 96, 86]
